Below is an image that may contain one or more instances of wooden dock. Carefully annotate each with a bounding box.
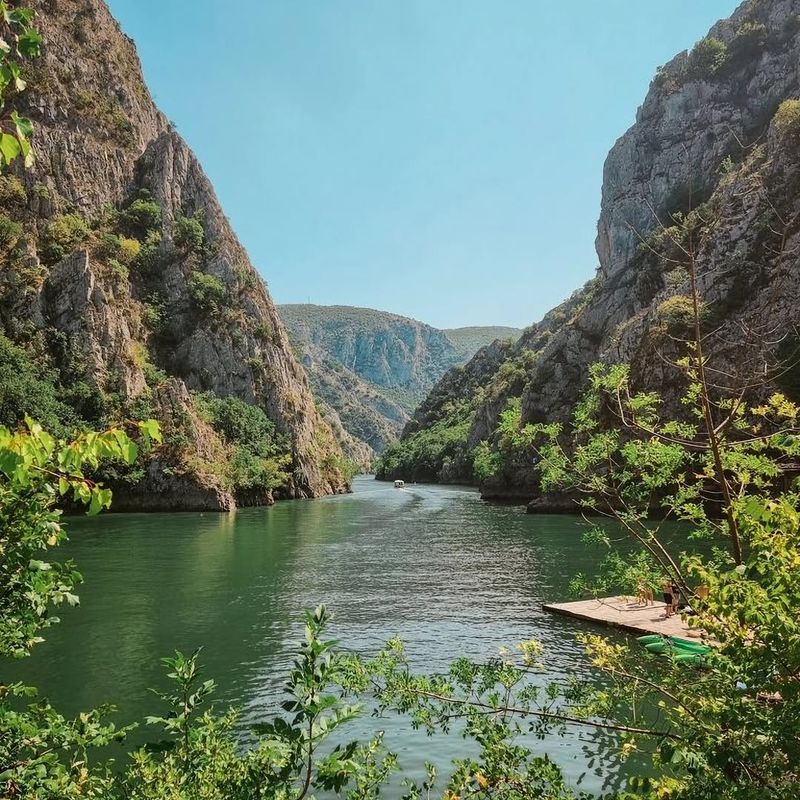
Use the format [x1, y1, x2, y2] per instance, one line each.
[543, 595, 703, 639]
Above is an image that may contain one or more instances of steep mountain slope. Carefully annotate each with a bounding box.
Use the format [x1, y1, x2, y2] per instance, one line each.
[0, 0, 349, 509]
[379, 0, 800, 503]
[279, 304, 520, 460]
[444, 326, 523, 362]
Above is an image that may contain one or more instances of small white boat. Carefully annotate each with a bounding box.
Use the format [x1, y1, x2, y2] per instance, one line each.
[394, 479, 405, 488]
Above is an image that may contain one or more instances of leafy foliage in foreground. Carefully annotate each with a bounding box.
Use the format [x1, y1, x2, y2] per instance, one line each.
[530, 362, 800, 798]
[0, 418, 160, 797]
[0, 418, 159, 659]
[122, 607, 396, 800]
[0, 2, 40, 170]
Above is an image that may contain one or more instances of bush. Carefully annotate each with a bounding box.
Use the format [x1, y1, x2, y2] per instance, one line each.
[229, 447, 291, 491]
[173, 213, 204, 252]
[254, 320, 274, 342]
[0, 175, 27, 207]
[773, 98, 800, 143]
[656, 294, 699, 336]
[0, 214, 23, 255]
[119, 236, 140, 263]
[194, 393, 292, 492]
[187, 270, 228, 315]
[42, 213, 90, 265]
[377, 401, 472, 482]
[100, 232, 141, 265]
[0, 335, 78, 435]
[686, 36, 728, 79]
[196, 394, 283, 456]
[141, 301, 164, 330]
[107, 258, 128, 280]
[730, 21, 768, 60]
[97, 231, 123, 260]
[142, 359, 168, 389]
[472, 439, 502, 481]
[120, 196, 162, 237]
[132, 230, 164, 274]
[234, 264, 258, 290]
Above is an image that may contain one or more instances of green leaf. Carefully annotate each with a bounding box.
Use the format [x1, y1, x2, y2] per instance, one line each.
[11, 111, 33, 137]
[0, 132, 21, 165]
[139, 418, 162, 444]
[17, 29, 42, 57]
[123, 440, 138, 464]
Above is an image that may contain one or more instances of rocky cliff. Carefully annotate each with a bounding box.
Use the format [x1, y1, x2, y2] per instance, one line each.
[279, 304, 520, 462]
[380, 0, 800, 503]
[0, 0, 350, 509]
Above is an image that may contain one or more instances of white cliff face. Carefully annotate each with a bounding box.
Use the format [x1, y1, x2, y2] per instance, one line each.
[520, 0, 800, 429]
[0, 0, 350, 507]
[597, 0, 800, 280]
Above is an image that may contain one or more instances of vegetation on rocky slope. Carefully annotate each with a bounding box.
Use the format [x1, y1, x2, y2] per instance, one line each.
[380, 0, 800, 502]
[279, 304, 520, 462]
[0, 0, 351, 509]
[375, 289, 586, 486]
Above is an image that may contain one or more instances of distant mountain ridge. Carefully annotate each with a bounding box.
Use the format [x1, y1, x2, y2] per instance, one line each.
[443, 326, 525, 362]
[278, 304, 520, 463]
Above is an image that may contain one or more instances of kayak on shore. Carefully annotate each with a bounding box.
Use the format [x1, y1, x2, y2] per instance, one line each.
[636, 634, 712, 661]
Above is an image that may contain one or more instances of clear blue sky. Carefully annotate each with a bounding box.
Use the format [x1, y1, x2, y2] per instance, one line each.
[108, 0, 735, 329]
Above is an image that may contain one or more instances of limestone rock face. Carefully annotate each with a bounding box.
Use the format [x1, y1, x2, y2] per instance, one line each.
[385, 0, 800, 502]
[598, 0, 800, 280]
[279, 305, 462, 405]
[41, 250, 148, 399]
[521, 0, 800, 430]
[0, 0, 349, 507]
[279, 304, 521, 460]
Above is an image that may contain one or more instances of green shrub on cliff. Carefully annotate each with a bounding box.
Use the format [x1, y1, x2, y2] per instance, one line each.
[131, 229, 164, 275]
[194, 392, 292, 493]
[686, 36, 728, 79]
[0, 174, 26, 207]
[472, 439, 502, 481]
[773, 98, 800, 143]
[471, 397, 539, 482]
[119, 194, 162, 237]
[0, 335, 78, 435]
[0, 212, 22, 255]
[730, 20, 768, 60]
[377, 400, 471, 482]
[97, 231, 141, 265]
[187, 270, 228, 316]
[41, 212, 90, 265]
[173, 212, 204, 252]
[656, 293, 699, 336]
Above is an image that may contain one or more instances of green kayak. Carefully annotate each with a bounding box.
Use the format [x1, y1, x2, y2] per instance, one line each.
[674, 652, 706, 666]
[643, 636, 711, 656]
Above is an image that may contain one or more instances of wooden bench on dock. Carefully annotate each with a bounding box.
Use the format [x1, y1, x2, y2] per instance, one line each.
[543, 595, 703, 639]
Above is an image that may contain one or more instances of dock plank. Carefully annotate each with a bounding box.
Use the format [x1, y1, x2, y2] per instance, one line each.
[543, 595, 704, 639]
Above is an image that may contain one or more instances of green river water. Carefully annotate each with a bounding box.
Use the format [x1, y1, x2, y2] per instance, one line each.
[10, 476, 640, 795]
